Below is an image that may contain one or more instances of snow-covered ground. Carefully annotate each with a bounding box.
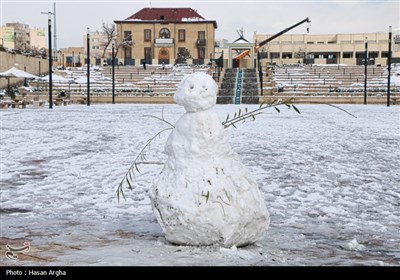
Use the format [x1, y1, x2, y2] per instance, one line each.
[1, 103, 399, 266]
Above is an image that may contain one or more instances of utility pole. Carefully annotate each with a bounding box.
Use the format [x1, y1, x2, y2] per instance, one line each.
[53, 2, 57, 61]
[387, 26, 392, 107]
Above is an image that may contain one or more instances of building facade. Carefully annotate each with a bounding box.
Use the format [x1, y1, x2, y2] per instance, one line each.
[254, 32, 400, 66]
[0, 23, 46, 52]
[82, 30, 112, 66]
[114, 7, 217, 65]
[59, 47, 85, 67]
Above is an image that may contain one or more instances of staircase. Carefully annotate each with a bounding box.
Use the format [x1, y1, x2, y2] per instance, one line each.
[217, 68, 237, 104]
[241, 68, 260, 104]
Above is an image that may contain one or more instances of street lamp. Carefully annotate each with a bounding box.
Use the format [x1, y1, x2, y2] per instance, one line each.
[387, 26, 392, 107]
[112, 40, 115, 104]
[257, 51, 263, 96]
[41, 11, 53, 109]
[87, 27, 90, 106]
[364, 37, 368, 105]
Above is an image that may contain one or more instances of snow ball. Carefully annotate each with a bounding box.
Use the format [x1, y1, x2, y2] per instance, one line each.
[174, 72, 217, 112]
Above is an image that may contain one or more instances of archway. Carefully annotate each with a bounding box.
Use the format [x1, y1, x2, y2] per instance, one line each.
[159, 28, 170, 39]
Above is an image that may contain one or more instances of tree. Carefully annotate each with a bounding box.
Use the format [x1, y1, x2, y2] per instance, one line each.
[175, 48, 192, 64]
[101, 22, 134, 61]
[101, 22, 116, 59]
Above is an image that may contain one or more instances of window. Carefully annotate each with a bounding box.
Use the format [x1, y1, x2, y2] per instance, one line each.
[282, 52, 292, 59]
[144, 29, 151, 42]
[198, 47, 205, 59]
[160, 15, 165, 20]
[124, 31, 132, 41]
[159, 28, 170, 39]
[198, 31, 205, 40]
[144, 47, 151, 59]
[343, 52, 353, 58]
[178, 29, 185, 42]
[124, 47, 131, 59]
[271, 52, 280, 59]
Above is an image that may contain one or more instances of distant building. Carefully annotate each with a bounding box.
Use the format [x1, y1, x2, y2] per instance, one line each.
[82, 30, 112, 66]
[114, 7, 217, 65]
[0, 23, 46, 51]
[59, 47, 85, 67]
[253, 32, 400, 66]
[214, 38, 228, 61]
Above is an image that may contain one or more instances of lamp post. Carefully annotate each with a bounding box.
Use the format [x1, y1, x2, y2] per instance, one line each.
[257, 51, 263, 96]
[41, 11, 53, 109]
[364, 37, 368, 105]
[72, 51, 74, 67]
[87, 27, 90, 106]
[48, 16, 53, 109]
[112, 40, 115, 104]
[387, 26, 392, 107]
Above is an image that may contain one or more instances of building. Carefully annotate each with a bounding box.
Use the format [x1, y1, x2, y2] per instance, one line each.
[114, 7, 217, 65]
[59, 47, 85, 67]
[254, 32, 400, 66]
[0, 23, 46, 52]
[83, 30, 112, 66]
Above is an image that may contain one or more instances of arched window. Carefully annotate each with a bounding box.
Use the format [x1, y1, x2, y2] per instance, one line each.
[159, 28, 170, 39]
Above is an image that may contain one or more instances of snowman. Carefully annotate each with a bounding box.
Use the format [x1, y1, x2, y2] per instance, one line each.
[150, 72, 269, 247]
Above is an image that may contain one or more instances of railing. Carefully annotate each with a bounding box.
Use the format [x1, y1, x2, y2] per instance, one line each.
[197, 39, 206, 46]
[155, 38, 174, 44]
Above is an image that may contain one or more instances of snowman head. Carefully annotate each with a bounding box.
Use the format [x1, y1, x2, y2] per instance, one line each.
[174, 72, 218, 112]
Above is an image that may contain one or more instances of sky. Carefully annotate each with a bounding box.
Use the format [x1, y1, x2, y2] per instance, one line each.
[0, 0, 399, 48]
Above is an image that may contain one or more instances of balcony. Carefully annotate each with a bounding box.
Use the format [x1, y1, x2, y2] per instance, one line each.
[197, 39, 206, 46]
[154, 38, 174, 47]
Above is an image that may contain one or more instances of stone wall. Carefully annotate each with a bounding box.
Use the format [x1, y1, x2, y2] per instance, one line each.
[0, 51, 49, 89]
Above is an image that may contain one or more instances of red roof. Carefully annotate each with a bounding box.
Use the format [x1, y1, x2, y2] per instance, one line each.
[126, 8, 204, 21]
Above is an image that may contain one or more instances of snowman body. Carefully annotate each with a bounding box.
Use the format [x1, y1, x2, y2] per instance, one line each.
[150, 72, 269, 247]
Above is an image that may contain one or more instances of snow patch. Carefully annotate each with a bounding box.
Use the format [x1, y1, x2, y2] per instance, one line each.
[347, 239, 366, 251]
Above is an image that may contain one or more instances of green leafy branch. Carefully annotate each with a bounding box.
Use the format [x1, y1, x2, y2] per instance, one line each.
[116, 107, 174, 203]
[116, 98, 356, 202]
[222, 98, 300, 129]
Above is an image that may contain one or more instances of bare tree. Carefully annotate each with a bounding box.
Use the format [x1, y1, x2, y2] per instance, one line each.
[101, 22, 116, 58]
[101, 22, 134, 63]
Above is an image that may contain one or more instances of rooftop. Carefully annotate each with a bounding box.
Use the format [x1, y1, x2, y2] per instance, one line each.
[126, 7, 204, 21]
[115, 7, 217, 28]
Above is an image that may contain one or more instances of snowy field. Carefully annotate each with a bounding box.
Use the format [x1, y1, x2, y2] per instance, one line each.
[1, 103, 399, 266]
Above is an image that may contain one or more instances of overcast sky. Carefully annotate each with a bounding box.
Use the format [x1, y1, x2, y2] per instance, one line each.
[1, 0, 399, 48]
